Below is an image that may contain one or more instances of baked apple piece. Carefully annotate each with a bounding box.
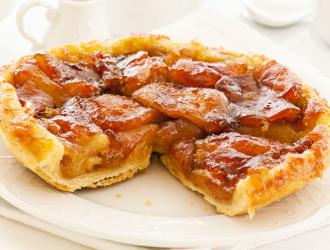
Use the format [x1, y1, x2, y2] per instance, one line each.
[165, 133, 283, 199]
[39, 101, 109, 178]
[154, 119, 204, 153]
[133, 82, 230, 133]
[163, 129, 325, 214]
[60, 94, 163, 132]
[13, 58, 69, 105]
[103, 124, 158, 166]
[216, 74, 301, 127]
[168, 59, 223, 87]
[34, 53, 101, 98]
[94, 51, 168, 95]
[92, 51, 123, 92]
[253, 60, 303, 105]
[118, 51, 168, 95]
[230, 87, 301, 127]
[168, 59, 248, 87]
[40, 94, 161, 179]
[15, 80, 55, 115]
[215, 74, 259, 103]
[13, 53, 101, 107]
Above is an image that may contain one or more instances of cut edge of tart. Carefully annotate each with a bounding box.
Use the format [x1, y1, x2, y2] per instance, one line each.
[161, 87, 330, 216]
[160, 83, 330, 216]
[0, 81, 155, 191]
[0, 34, 329, 216]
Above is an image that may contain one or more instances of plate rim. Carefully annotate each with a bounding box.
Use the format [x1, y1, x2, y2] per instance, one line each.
[0, 165, 330, 248]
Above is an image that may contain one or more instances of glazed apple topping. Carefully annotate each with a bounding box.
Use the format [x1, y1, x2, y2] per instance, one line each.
[168, 59, 224, 87]
[118, 51, 168, 95]
[253, 60, 303, 104]
[11, 49, 324, 189]
[92, 51, 123, 92]
[103, 124, 158, 164]
[216, 71, 302, 127]
[66, 94, 163, 131]
[13, 58, 69, 106]
[16, 80, 55, 114]
[93, 51, 168, 95]
[154, 119, 204, 153]
[39, 94, 160, 177]
[230, 87, 301, 126]
[34, 53, 100, 89]
[33, 53, 101, 99]
[168, 58, 249, 88]
[13, 53, 101, 111]
[168, 130, 323, 199]
[132, 82, 230, 133]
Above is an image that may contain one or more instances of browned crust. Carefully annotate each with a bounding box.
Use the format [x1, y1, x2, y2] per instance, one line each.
[0, 34, 329, 216]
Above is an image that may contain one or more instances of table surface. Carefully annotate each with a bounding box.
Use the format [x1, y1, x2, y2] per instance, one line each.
[0, 0, 330, 249]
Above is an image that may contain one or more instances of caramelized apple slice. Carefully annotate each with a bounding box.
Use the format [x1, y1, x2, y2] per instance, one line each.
[40, 110, 109, 178]
[168, 59, 223, 87]
[154, 119, 204, 153]
[133, 82, 230, 133]
[116, 51, 168, 95]
[215, 74, 259, 103]
[41, 111, 102, 145]
[301, 98, 327, 128]
[92, 51, 168, 95]
[253, 60, 303, 104]
[103, 124, 158, 164]
[230, 87, 301, 127]
[216, 74, 301, 127]
[168, 59, 249, 88]
[13, 54, 101, 105]
[16, 80, 55, 115]
[60, 94, 163, 132]
[13, 60, 69, 105]
[34, 53, 100, 98]
[45, 115, 157, 178]
[92, 51, 123, 92]
[193, 133, 276, 177]
[168, 131, 320, 200]
[168, 133, 284, 198]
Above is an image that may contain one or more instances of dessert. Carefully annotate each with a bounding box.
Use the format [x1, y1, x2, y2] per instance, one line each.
[0, 34, 329, 216]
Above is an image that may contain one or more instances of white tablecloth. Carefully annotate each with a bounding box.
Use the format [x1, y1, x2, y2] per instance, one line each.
[0, 0, 330, 249]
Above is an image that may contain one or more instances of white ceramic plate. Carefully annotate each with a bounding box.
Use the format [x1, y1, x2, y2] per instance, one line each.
[1, 147, 330, 248]
[1, 9, 330, 248]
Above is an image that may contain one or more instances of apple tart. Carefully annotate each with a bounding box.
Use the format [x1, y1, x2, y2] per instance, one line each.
[0, 34, 329, 216]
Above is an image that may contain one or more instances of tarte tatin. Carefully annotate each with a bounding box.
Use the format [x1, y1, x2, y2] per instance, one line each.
[0, 34, 329, 216]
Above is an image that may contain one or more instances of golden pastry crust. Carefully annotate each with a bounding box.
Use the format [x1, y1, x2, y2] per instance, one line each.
[0, 34, 329, 217]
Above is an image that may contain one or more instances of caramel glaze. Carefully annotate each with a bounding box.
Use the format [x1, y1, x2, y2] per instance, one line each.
[93, 51, 168, 95]
[216, 72, 301, 127]
[132, 82, 230, 133]
[168, 130, 323, 200]
[11, 51, 327, 197]
[38, 94, 161, 178]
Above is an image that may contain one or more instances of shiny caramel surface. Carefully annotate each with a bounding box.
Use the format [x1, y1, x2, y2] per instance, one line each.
[10, 50, 326, 199]
[168, 131, 323, 199]
[133, 82, 230, 133]
[60, 94, 162, 132]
